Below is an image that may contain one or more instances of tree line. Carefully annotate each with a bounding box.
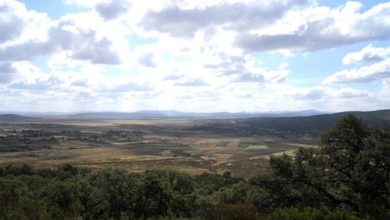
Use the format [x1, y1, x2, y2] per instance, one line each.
[0, 115, 389, 219]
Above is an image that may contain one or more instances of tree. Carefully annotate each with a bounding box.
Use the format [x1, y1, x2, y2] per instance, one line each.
[251, 115, 390, 219]
[89, 168, 136, 219]
[319, 115, 390, 217]
[134, 171, 173, 218]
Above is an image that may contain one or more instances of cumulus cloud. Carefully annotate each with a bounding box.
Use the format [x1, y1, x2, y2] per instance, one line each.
[164, 74, 208, 87]
[336, 88, 369, 99]
[286, 86, 370, 101]
[204, 53, 288, 83]
[71, 79, 88, 87]
[102, 81, 153, 93]
[63, 0, 107, 8]
[0, 41, 49, 61]
[174, 78, 208, 87]
[342, 44, 390, 65]
[1, 0, 388, 112]
[69, 37, 121, 64]
[0, 0, 51, 45]
[0, 60, 157, 112]
[0, 62, 16, 84]
[325, 45, 390, 84]
[0, 28, 121, 64]
[0, 5, 122, 65]
[324, 59, 390, 83]
[137, 1, 390, 53]
[95, 0, 131, 20]
[164, 74, 183, 81]
[0, 62, 16, 73]
[291, 87, 327, 100]
[0, 1, 26, 43]
[235, 2, 390, 53]
[140, 0, 309, 38]
[384, 78, 390, 89]
[10, 77, 60, 91]
[138, 53, 155, 67]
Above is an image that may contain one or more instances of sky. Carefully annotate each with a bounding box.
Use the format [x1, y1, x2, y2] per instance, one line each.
[0, 0, 389, 113]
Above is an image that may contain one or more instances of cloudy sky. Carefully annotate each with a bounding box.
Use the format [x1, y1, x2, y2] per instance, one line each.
[0, 0, 389, 113]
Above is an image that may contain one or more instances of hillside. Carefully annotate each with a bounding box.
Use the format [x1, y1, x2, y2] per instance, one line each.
[187, 109, 390, 138]
[0, 114, 33, 121]
[243, 109, 390, 132]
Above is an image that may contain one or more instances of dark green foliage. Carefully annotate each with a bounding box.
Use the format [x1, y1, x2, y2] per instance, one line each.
[0, 115, 388, 219]
[89, 168, 135, 218]
[267, 207, 361, 220]
[250, 115, 390, 219]
[216, 203, 259, 220]
[245, 110, 390, 133]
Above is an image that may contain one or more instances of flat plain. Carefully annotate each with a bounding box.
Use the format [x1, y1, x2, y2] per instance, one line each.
[0, 117, 318, 178]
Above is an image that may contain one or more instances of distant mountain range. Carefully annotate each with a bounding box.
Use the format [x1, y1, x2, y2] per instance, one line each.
[0, 110, 324, 119]
[62, 110, 326, 119]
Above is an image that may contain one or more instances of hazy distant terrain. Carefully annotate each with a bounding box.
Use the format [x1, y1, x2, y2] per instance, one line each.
[0, 110, 388, 177]
[0, 110, 326, 119]
[0, 114, 33, 121]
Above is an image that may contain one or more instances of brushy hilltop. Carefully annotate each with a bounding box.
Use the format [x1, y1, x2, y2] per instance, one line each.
[188, 109, 390, 138]
[0, 115, 389, 220]
[243, 109, 390, 132]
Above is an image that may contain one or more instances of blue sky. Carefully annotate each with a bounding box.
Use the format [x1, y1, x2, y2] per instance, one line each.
[0, 0, 389, 112]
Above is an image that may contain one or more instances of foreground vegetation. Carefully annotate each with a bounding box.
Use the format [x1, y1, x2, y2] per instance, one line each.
[0, 115, 389, 219]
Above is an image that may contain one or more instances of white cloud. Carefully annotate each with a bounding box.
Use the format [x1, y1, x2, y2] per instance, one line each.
[0, 62, 16, 84]
[336, 88, 369, 99]
[129, 1, 390, 53]
[174, 78, 208, 87]
[63, 0, 106, 8]
[137, 53, 156, 67]
[277, 86, 372, 104]
[235, 2, 390, 53]
[0, 6, 127, 65]
[139, 0, 309, 38]
[203, 53, 289, 83]
[291, 87, 328, 100]
[342, 44, 390, 64]
[268, 85, 376, 111]
[0, 0, 389, 112]
[325, 44, 390, 84]
[0, 0, 25, 43]
[164, 74, 209, 87]
[0, 0, 51, 45]
[95, 0, 131, 20]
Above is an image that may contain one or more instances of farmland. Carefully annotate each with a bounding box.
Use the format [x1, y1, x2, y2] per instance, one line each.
[0, 117, 318, 178]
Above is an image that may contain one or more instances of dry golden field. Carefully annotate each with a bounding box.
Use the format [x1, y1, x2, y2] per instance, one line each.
[0, 118, 318, 178]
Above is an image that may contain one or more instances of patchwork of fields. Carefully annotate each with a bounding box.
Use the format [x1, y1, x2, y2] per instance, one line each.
[0, 118, 318, 178]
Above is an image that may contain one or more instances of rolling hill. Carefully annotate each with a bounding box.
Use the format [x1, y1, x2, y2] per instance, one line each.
[0, 114, 34, 121]
[0, 110, 388, 135]
[242, 109, 390, 132]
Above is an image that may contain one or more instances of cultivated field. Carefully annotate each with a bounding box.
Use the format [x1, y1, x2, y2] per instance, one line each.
[0, 118, 318, 178]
